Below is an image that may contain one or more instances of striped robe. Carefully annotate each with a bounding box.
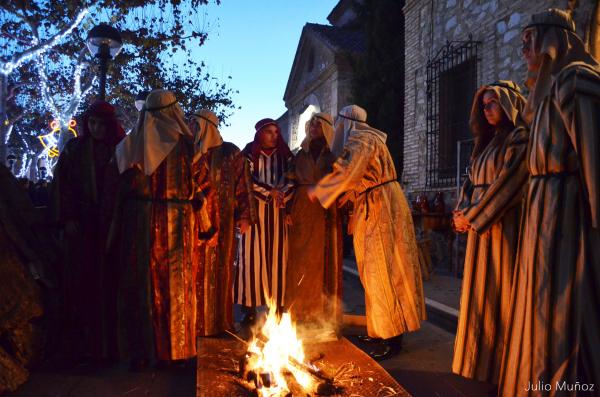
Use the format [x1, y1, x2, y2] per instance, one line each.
[235, 149, 293, 308]
[452, 126, 528, 384]
[499, 64, 600, 396]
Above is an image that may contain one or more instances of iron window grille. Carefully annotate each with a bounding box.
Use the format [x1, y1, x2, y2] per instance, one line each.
[426, 36, 480, 188]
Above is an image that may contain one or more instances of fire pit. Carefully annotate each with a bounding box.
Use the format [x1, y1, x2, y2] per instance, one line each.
[197, 306, 410, 396]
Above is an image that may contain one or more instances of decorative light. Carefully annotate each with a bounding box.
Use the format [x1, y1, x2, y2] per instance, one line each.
[0, 8, 89, 76]
[38, 119, 78, 158]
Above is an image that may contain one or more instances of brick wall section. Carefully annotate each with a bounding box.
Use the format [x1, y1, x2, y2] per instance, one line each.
[403, 0, 595, 203]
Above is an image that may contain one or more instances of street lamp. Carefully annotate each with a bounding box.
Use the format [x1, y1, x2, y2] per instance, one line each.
[86, 24, 122, 101]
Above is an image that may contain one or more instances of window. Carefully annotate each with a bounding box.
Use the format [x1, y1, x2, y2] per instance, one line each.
[426, 38, 480, 188]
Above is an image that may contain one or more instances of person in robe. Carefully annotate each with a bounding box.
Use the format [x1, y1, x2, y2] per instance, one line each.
[285, 112, 343, 332]
[307, 105, 425, 360]
[113, 89, 209, 368]
[499, 10, 600, 395]
[451, 81, 528, 384]
[234, 118, 294, 324]
[0, 164, 47, 393]
[51, 100, 125, 364]
[190, 109, 255, 337]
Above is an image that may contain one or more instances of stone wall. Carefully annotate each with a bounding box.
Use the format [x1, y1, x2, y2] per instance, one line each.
[403, 0, 596, 204]
[284, 34, 356, 148]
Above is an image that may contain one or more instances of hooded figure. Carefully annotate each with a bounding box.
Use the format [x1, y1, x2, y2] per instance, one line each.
[285, 112, 343, 332]
[190, 109, 255, 337]
[499, 10, 600, 396]
[235, 118, 294, 322]
[112, 90, 208, 366]
[451, 81, 528, 384]
[308, 105, 425, 360]
[51, 100, 125, 362]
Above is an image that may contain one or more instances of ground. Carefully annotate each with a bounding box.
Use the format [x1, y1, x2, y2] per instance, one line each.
[8, 264, 496, 397]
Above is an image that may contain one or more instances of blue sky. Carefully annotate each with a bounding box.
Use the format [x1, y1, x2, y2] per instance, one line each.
[194, 0, 339, 148]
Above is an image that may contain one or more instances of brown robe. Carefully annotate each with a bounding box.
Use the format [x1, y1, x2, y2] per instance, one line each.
[51, 135, 119, 359]
[114, 138, 205, 361]
[0, 165, 43, 394]
[285, 144, 343, 329]
[193, 142, 254, 336]
[452, 126, 529, 383]
[499, 64, 600, 395]
[313, 129, 426, 339]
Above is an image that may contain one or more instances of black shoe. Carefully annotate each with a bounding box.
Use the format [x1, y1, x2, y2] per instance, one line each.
[357, 335, 380, 343]
[368, 336, 403, 361]
[369, 342, 392, 361]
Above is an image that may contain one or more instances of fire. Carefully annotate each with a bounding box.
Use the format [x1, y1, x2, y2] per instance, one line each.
[243, 300, 317, 395]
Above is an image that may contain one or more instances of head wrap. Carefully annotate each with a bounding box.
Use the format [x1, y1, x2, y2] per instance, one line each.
[521, 9, 600, 123]
[330, 105, 387, 156]
[189, 108, 224, 163]
[115, 89, 192, 175]
[81, 100, 126, 147]
[241, 118, 293, 171]
[469, 80, 527, 159]
[300, 112, 335, 152]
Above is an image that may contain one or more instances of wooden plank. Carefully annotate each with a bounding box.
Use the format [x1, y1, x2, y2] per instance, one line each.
[196, 335, 411, 397]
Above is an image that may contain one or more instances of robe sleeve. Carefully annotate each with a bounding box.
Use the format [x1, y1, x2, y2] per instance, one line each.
[463, 126, 529, 233]
[280, 155, 295, 203]
[191, 155, 215, 239]
[49, 140, 77, 227]
[247, 159, 271, 202]
[234, 150, 256, 224]
[455, 175, 474, 211]
[313, 135, 374, 209]
[555, 64, 600, 229]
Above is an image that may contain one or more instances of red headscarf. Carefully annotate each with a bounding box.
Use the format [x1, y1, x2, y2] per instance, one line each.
[242, 118, 293, 171]
[81, 100, 126, 147]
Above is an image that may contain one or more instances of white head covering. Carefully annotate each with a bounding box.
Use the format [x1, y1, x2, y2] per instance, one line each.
[330, 105, 387, 156]
[116, 89, 192, 175]
[189, 108, 224, 164]
[300, 112, 335, 152]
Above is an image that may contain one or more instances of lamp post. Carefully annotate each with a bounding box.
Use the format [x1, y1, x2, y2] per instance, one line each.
[86, 24, 122, 101]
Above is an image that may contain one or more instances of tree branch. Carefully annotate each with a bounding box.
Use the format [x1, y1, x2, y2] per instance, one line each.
[0, 7, 90, 75]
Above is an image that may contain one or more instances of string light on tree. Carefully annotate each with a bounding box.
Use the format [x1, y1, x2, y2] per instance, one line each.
[0, 8, 89, 76]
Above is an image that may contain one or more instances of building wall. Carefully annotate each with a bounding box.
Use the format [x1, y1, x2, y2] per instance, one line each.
[403, 0, 596, 202]
[283, 34, 356, 149]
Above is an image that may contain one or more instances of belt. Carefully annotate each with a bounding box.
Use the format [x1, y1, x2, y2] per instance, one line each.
[131, 196, 200, 204]
[358, 179, 398, 220]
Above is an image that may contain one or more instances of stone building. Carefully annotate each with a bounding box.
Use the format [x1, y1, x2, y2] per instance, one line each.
[279, 0, 365, 150]
[402, 0, 597, 203]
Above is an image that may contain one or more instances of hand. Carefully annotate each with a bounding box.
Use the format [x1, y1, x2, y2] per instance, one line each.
[237, 219, 250, 234]
[285, 214, 293, 226]
[306, 186, 318, 204]
[207, 235, 218, 247]
[452, 210, 470, 233]
[271, 190, 284, 208]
